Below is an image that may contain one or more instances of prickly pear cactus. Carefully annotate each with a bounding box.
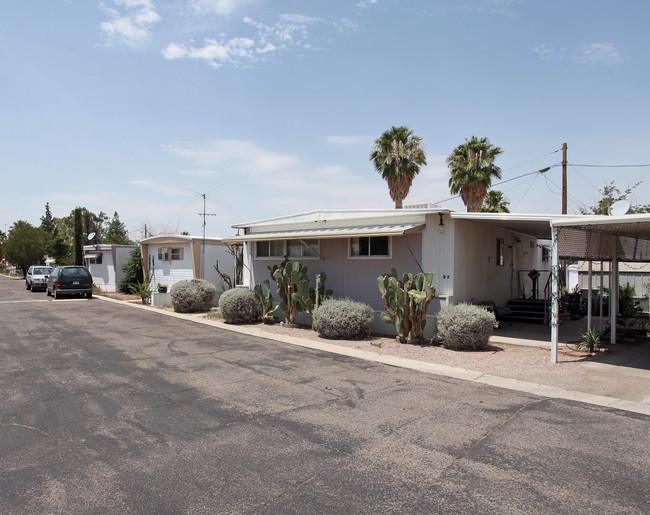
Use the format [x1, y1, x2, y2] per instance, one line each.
[378, 269, 435, 342]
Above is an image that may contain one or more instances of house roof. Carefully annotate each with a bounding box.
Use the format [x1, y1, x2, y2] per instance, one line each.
[222, 223, 426, 243]
[140, 234, 224, 245]
[231, 207, 448, 230]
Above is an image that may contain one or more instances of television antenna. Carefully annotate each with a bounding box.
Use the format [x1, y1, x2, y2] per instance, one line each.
[179, 186, 227, 279]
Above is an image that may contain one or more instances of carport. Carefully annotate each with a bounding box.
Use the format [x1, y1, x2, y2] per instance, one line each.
[549, 214, 650, 363]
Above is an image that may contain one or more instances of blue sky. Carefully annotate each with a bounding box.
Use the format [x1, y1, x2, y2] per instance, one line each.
[2, 0, 649, 239]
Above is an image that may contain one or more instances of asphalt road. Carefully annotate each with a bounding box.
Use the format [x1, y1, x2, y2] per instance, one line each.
[1, 276, 648, 514]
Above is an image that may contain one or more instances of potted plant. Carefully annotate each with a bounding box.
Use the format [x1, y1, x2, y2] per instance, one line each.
[157, 283, 167, 293]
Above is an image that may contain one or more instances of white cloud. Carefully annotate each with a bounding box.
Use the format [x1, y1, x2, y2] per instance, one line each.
[162, 37, 255, 68]
[188, 0, 251, 16]
[575, 43, 624, 65]
[532, 43, 553, 60]
[534, 42, 625, 65]
[100, 0, 161, 47]
[164, 139, 397, 217]
[166, 140, 300, 173]
[163, 13, 321, 68]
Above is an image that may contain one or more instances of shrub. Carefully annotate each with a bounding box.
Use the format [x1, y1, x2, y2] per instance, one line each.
[436, 303, 497, 351]
[219, 288, 262, 324]
[312, 298, 374, 340]
[171, 279, 216, 313]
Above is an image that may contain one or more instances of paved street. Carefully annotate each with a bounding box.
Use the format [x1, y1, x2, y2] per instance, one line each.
[1, 276, 649, 514]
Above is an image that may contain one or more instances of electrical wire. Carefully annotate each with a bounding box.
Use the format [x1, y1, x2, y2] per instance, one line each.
[569, 163, 650, 168]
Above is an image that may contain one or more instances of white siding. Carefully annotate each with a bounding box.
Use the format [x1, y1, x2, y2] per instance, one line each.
[149, 245, 194, 290]
[451, 219, 550, 306]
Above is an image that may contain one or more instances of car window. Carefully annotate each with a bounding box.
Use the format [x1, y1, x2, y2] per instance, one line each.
[62, 268, 90, 280]
[34, 268, 52, 275]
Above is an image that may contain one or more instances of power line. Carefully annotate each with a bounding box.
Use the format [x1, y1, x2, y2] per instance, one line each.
[431, 165, 556, 206]
[569, 163, 650, 168]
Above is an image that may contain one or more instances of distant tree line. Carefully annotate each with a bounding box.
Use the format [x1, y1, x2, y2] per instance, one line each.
[2, 203, 132, 276]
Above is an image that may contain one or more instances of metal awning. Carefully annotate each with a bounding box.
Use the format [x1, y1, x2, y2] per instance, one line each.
[84, 253, 100, 259]
[222, 223, 426, 243]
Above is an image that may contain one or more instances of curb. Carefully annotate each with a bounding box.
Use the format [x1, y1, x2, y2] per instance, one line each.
[97, 295, 650, 417]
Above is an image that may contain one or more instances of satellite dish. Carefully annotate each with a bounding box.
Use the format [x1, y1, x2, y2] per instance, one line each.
[87, 232, 96, 241]
[608, 200, 630, 216]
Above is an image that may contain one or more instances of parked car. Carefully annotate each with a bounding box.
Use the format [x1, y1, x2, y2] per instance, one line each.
[25, 265, 54, 291]
[46, 266, 93, 299]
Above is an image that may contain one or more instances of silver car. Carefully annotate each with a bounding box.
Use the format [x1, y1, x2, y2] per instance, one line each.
[26, 266, 54, 292]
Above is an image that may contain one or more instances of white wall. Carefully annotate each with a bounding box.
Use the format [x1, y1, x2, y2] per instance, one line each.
[451, 219, 549, 306]
[148, 245, 194, 289]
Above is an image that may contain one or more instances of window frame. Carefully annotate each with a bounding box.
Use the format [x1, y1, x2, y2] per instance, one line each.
[349, 236, 391, 259]
[255, 239, 320, 260]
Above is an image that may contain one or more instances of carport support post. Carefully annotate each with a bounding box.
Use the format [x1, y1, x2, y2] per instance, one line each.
[587, 261, 593, 330]
[550, 225, 559, 363]
[610, 252, 618, 345]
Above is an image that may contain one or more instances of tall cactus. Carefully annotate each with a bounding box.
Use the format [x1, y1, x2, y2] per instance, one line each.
[271, 260, 309, 324]
[378, 269, 435, 342]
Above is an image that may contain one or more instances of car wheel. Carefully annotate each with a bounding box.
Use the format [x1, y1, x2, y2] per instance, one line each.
[26, 282, 31, 290]
[46, 287, 51, 297]
[86, 292, 93, 299]
[53, 288, 58, 299]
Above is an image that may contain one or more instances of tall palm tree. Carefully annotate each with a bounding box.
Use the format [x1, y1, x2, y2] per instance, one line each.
[481, 190, 510, 213]
[370, 126, 427, 209]
[447, 136, 503, 212]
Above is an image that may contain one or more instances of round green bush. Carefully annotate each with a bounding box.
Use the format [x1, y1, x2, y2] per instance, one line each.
[218, 288, 262, 324]
[170, 279, 217, 313]
[313, 298, 374, 340]
[436, 303, 497, 351]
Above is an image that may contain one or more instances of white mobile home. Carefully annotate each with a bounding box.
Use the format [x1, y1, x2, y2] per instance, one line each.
[140, 235, 236, 304]
[83, 244, 138, 292]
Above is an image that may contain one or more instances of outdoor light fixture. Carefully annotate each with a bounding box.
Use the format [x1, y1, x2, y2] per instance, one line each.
[438, 213, 445, 233]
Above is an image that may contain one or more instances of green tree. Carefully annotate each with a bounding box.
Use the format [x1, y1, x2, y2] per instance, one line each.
[4, 221, 49, 276]
[118, 247, 143, 293]
[103, 212, 132, 244]
[74, 207, 83, 265]
[481, 190, 510, 213]
[580, 181, 650, 215]
[40, 202, 56, 235]
[0, 230, 6, 265]
[370, 126, 427, 209]
[448, 136, 504, 212]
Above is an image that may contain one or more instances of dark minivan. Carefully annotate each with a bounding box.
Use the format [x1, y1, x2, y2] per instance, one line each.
[46, 266, 93, 299]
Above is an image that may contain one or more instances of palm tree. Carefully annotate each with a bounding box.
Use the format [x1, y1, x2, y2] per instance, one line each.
[370, 126, 427, 209]
[447, 136, 503, 212]
[481, 190, 510, 213]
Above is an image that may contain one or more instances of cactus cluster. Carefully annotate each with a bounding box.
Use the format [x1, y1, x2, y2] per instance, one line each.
[267, 259, 333, 325]
[377, 269, 435, 343]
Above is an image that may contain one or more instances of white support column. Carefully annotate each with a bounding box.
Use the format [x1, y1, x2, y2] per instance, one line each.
[587, 261, 593, 330]
[550, 225, 560, 364]
[610, 251, 618, 345]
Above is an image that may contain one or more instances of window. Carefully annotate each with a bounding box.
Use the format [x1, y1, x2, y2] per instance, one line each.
[496, 238, 504, 266]
[256, 240, 284, 258]
[158, 247, 183, 261]
[350, 236, 390, 257]
[542, 246, 550, 262]
[87, 254, 102, 265]
[287, 239, 318, 258]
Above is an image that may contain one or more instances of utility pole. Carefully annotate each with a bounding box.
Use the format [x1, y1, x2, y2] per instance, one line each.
[561, 142, 568, 214]
[199, 193, 217, 279]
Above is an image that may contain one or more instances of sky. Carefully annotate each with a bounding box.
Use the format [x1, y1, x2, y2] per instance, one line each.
[2, 0, 649, 240]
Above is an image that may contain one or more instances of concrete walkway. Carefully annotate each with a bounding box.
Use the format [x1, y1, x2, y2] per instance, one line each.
[97, 296, 650, 417]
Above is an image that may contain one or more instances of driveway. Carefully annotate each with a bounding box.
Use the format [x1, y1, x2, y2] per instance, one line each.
[1, 276, 649, 513]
